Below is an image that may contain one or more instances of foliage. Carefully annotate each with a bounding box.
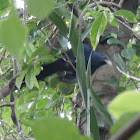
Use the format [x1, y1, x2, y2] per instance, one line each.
[0, 0, 140, 140]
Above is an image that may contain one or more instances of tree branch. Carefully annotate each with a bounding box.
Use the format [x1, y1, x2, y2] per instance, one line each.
[117, 66, 140, 81]
[109, 113, 140, 140]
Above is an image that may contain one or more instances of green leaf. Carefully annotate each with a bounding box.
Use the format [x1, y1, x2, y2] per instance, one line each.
[0, 0, 9, 11]
[25, 66, 35, 89]
[30, 47, 50, 60]
[37, 99, 49, 110]
[57, 82, 74, 95]
[27, 0, 54, 19]
[109, 17, 119, 27]
[108, 91, 140, 119]
[113, 114, 140, 140]
[110, 113, 140, 140]
[49, 11, 68, 36]
[90, 13, 107, 49]
[82, 22, 93, 41]
[104, 78, 118, 87]
[76, 37, 87, 108]
[16, 65, 30, 89]
[88, 87, 113, 126]
[69, 12, 79, 56]
[32, 117, 90, 140]
[0, 10, 27, 59]
[114, 10, 137, 22]
[90, 107, 100, 140]
[121, 48, 136, 60]
[107, 38, 127, 48]
[114, 53, 127, 73]
[86, 53, 91, 89]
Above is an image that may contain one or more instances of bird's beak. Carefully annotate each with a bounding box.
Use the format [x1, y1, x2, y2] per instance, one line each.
[105, 60, 112, 66]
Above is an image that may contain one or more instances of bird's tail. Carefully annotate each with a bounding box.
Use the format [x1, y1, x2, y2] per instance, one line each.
[36, 58, 65, 81]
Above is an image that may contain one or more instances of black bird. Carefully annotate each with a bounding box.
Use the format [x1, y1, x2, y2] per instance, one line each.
[36, 44, 112, 81]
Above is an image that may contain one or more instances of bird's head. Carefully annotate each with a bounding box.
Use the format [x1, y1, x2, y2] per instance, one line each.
[100, 53, 112, 66]
[90, 51, 112, 74]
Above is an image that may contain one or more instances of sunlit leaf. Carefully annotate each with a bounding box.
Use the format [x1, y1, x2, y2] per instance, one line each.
[90, 13, 107, 49]
[114, 10, 137, 22]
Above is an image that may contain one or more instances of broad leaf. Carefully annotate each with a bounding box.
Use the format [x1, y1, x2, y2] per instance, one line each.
[32, 117, 90, 140]
[114, 53, 127, 72]
[27, 0, 54, 19]
[114, 10, 137, 22]
[107, 38, 127, 48]
[104, 78, 118, 87]
[90, 13, 107, 49]
[121, 48, 136, 60]
[108, 91, 140, 119]
[25, 66, 35, 89]
[0, 10, 27, 59]
[110, 112, 140, 140]
[49, 11, 68, 36]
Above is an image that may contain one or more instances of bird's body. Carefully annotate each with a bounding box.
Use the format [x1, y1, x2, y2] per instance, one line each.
[36, 44, 111, 81]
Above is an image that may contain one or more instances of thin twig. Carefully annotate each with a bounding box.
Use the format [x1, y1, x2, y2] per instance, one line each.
[0, 119, 26, 140]
[0, 102, 14, 108]
[117, 66, 140, 81]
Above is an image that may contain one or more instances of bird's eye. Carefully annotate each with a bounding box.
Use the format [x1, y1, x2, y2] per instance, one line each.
[102, 56, 106, 59]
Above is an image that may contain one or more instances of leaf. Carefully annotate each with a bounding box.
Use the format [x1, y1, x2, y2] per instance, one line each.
[86, 53, 91, 89]
[32, 117, 90, 140]
[110, 112, 140, 140]
[90, 107, 100, 140]
[69, 12, 79, 56]
[37, 99, 49, 110]
[25, 66, 35, 89]
[49, 11, 68, 36]
[107, 38, 127, 48]
[57, 82, 74, 95]
[88, 87, 113, 126]
[16, 65, 30, 89]
[0, 10, 27, 59]
[0, 0, 9, 11]
[114, 10, 137, 22]
[30, 47, 50, 59]
[121, 48, 136, 60]
[109, 17, 119, 27]
[90, 13, 107, 49]
[104, 78, 118, 87]
[108, 91, 140, 119]
[114, 53, 127, 73]
[81, 22, 93, 41]
[27, 0, 54, 19]
[76, 37, 87, 108]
